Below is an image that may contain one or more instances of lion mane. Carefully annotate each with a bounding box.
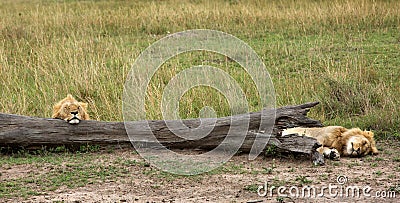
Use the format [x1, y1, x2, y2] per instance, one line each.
[282, 126, 378, 160]
[52, 94, 90, 124]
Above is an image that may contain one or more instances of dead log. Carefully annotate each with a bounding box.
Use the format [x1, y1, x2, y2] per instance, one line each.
[0, 102, 322, 158]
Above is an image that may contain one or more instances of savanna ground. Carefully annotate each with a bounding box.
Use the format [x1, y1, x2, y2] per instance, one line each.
[1, 0, 400, 202]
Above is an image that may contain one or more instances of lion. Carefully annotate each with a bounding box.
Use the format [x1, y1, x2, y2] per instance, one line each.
[282, 126, 378, 161]
[52, 94, 90, 124]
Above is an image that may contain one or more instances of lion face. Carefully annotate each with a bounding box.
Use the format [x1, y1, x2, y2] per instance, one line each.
[344, 135, 372, 157]
[52, 94, 89, 124]
[342, 129, 379, 157]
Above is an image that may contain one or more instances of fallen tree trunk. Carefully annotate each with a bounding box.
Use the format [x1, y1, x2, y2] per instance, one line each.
[0, 102, 322, 156]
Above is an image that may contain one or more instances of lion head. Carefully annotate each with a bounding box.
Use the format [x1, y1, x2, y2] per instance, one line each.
[340, 128, 379, 157]
[52, 94, 90, 124]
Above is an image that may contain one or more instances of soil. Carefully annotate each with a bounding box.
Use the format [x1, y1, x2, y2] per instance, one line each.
[2, 140, 399, 203]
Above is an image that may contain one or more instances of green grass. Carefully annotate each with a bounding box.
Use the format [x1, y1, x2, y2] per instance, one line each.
[375, 170, 383, 176]
[295, 175, 313, 185]
[0, 151, 128, 198]
[244, 184, 260, 193]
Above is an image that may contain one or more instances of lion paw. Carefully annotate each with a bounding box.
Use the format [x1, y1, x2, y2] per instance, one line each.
[323, 148, 340, 161]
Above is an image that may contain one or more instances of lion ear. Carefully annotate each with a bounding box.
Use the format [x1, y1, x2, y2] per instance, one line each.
[79, 102, 90, 120]
[364, 131, 378, 155]
[79, 102, 88, 109]
[371, 146, 379, 155]
[363, 131, 374, 139]
[67, 94, 74, 100]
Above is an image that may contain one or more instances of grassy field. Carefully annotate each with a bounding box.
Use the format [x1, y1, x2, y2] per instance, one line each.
[1, 0, 399, 134]
[1, 0, 400, 200]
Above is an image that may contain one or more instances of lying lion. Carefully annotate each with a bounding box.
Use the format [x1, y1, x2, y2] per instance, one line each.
[52, 94, 90, 124]
[282, 126, 378, 161]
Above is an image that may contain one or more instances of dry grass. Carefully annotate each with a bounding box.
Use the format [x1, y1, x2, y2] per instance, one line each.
[0, 0, 399, 134]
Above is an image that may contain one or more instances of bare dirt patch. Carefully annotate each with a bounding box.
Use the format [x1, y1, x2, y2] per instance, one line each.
[1, 140, 399, 203]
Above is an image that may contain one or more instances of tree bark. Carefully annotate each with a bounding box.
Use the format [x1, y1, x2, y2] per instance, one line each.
[0, 102, 322, 157]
